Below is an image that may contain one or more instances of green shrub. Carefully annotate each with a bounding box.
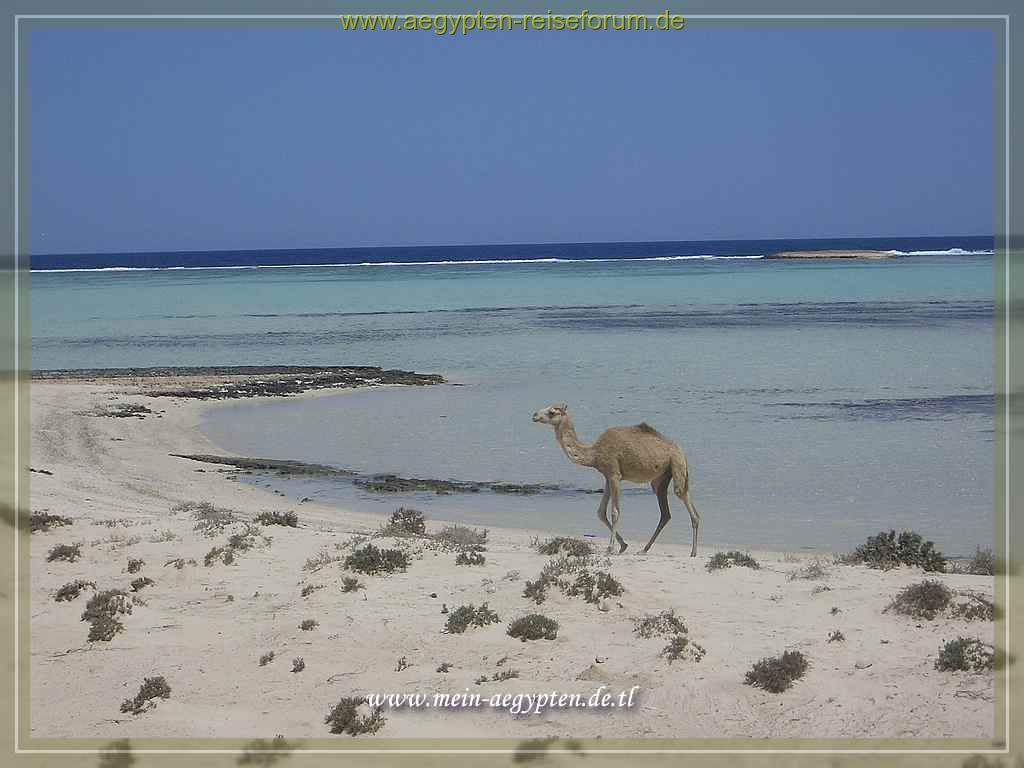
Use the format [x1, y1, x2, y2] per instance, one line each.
[344, 544, 410, 575]
[445, 603, 500, 634]
[30, 512, 73, 533]
[191, 502, 238, 536]
[475, 668, 520, 684]
[46, 543, 82, 563]
[535, 537, 594, 557]
[341, 576, 363, 593]
[960, 547, 996, 576]
[522, 554, 595, 604]
[841, 530, 946, 572]
[256, 511, 299, 528]
[82, 589, 132, 642]
[508, 614, 559, 641]
[303, 549, 340, 572]
[787, 560, 829, 580]
[563, 571, 624, 603]
[706, 551, 760, 571]
[129, 576, 154, 592]
[455, 550, 486, 566]
[935, 638, 995, 672]
[951, 593, 996, 622]
[827, 630, 845, 643]
[54, 579, 95, 602]
[324, 697, 385, 736]
[431, 525, 488, 552]
[299, 619, 318, 631]
[291, 657, 305, 673]
[120, 676, 171, 715]
[885, 580, 953, 620]
[436, 662, 452, 673]
[661, 635, 706, 663]
[634, 609, 687, 639]
[381, 508, 426, 536]
[744, 650, 809, 693]
[259, 651, 275, 666]
[301, 583, 323, 598]
[126, 558, 144, 574]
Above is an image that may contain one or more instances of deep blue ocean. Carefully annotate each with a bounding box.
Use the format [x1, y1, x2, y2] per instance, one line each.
[32, 236, 995, 554]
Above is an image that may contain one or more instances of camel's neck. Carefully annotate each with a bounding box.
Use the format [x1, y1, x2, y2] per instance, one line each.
[554, 417, 596, 468]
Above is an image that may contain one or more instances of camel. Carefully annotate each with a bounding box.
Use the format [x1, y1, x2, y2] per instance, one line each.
[531, 403, 700, 556]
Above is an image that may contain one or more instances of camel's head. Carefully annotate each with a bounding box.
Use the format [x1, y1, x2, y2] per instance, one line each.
[532, 403, 569, 426]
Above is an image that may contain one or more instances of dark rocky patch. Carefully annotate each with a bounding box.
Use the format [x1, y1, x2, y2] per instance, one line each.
[170, 454, 353, 477]
[354, 473, 560, 496]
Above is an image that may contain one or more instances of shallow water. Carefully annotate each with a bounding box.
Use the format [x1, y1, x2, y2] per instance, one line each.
[33, 251, 994, 554]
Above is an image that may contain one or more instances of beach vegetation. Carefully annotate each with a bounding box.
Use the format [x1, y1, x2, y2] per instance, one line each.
[129, 576, 154, 592]
[395, 656, 410, 672]
[54, 579, 96, 602]
[300, 583, 323, 598]
[291, 657, 305, 673]
[952, 593, 996, 622]
[324, 696, 385, 736]
[563, 570, 624, 603]
[299, 619, 318, 631]
[148, 529, 179, 543]
[430, 524, 488, 552]
[706, 551, 760, 571]
[303, 548, 340, 572]
[436, 662, 452, 673]
[508, 614, 559, 641]
[827, 630, 845, 643]
[841, 529, 946, 572]
[46, 542, 82, 562]
[475, 668, 519, 684]
[885, 580, 953, 620]
[190, 502, 239, 537]
[256, 510, 299, 528]
[445, 603, 500, 634]
[634, 609, 688, 639]
[744, 650, 809, 692]
[343, 543, 410, 575]
[164, 557, 197, 569]
[935, 638, 995, 672]
[380, 507, 426, 537]
[522, 553, 595, 604]
[30, 511, 73, 533]
[126, 558, 144, 574]
[259, 651, 275, 666]
[120, 676, 171, 715]
[958, 547, 997, 576]
[787, 560, 830, 581]
[455, 550, 486, 566]
[535, 536, 595, 558]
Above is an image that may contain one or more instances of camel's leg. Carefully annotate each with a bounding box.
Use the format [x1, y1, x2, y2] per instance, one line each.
[596, 482, 627, 553]
[642, 469, 672, 554]
[608, 474, 625, 555]
[682, 488, 700, 557]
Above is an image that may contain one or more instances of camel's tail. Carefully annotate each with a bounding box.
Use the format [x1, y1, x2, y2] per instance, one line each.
[670, 449, 690, 499]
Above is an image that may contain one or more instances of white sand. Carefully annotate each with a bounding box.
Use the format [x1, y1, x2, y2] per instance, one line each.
[28, 377, 995, 741]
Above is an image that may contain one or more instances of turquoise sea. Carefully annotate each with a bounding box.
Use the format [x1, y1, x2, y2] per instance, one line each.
[32, 242, 995, 554]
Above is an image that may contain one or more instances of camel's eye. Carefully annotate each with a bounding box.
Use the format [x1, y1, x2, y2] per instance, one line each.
[548, 410, 556, 417]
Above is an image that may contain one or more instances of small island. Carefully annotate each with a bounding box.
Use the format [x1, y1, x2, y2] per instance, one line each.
[765, 250, 896, 260]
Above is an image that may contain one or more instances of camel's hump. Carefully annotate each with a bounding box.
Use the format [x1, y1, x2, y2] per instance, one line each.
[635, 422, 662, 435]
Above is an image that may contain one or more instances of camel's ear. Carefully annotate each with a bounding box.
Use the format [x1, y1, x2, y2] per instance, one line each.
[556, 403, 568, 413]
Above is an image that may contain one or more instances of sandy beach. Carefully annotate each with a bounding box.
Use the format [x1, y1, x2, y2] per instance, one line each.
[27, 372, 996, 742]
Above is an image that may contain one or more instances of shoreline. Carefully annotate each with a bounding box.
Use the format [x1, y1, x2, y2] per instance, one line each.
[28, 369, 996, 740]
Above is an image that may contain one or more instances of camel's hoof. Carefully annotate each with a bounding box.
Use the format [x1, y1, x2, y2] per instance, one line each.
[619, 543, 629, 554]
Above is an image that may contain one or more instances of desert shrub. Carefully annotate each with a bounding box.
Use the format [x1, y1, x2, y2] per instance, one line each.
[130, 577, 154, 592]
[259, 651, 275, 666]
[299, 619, 319, 631]
[827, 630, 845, 643]
[744, 650, 809, 693]
[536, 537, 594, 557]
[455, 550, 486, 566]
[885, 580, 953, 620]
[204, 546, 230, 567]
[204, 524, 269, 566]
[935, 638, 995, 672]
[46, 543, 82, 563]
[788, 560, 829, 581]
[563, 570, 624, 604]
[812, 585, 832, 595]
[445, 603, 500, 634]
[341, 576, 364, 593]
[256, 510, 299, 528]
[30, 512, 73, 533]
[431, 524, 488, 552]
[951, 593, 996, 622]
[706, 551, 760, 571]
[148, 529, 179, 543]
[324, 696, 385, 736]
[191, 502, 238, 536]
[301, 583, 323, 598]
[634, 609, 687, 639]
[476, 668, 520, 684]
[164, 557, 197, 569]
[120, 676, 171, 715]
[54, 579, 95, 602]
[841, 530, 946, 572]
[508, 614, 559, 641]
[82, 589, 132, 642]
[127, 558, 144, 574]
[959, 547, 996, 576]
[303, 549, 340, 572]
[436, 662, 452, 673]
[380, 508, 426, 537]
[395, 656, 410, 672]
[344, 544, 410, 575]
[522, 554, 595, 604]
[291, 657, 305, 673]
[661, 634, 706, 663]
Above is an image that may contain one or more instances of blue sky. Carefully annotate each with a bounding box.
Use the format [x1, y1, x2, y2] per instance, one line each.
[29, 24, 994, 255]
